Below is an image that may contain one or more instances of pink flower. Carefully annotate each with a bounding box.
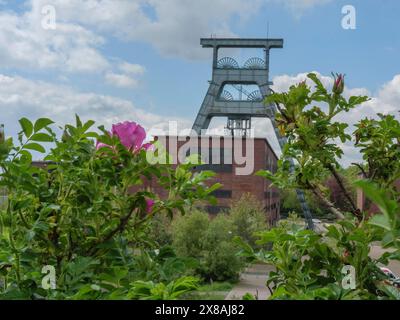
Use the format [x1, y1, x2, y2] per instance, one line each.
[142, 143, 155, 152]
[96, 140, 111, 150]
[145, 198, 155, 214]
[112, 121, 146, 151]
[96, 121, 150, 152]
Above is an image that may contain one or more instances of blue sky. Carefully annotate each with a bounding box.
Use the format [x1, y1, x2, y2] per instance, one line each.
[0, 0, 399, 164]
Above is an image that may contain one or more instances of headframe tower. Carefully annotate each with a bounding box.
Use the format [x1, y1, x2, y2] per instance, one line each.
[192, 37, 314, 229]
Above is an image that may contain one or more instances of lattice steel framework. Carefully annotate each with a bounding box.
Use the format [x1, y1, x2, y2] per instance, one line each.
[192, 37, 314, 229]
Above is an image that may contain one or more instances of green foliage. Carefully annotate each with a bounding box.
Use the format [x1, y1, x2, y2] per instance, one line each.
[280, 189, 334, 219]
[0, 116, 217, 299]
[229, 194, 268, 248]
[146, 213, 173, 247]
[251, 73, 400, 300]
[172, 210, 210, 259]
[172, 211, 243, 282]
[201, 215, 242, 281]
[260, 73, 370, 219]
[237, 218, 386, 300]
[128, 276, 199, 300]
[355, 180, 400, 249]
[354, 114, 400, 188]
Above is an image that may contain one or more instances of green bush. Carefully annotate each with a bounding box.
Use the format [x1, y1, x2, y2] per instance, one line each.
[229, 194, 268, 248]
[172, 210, 209, 259]
[0, 116, 218, 299]
[172, 211, 243, 282]
[147, 213, 173, 247]
[201, 214, 242, 281]
[131, 246, 199, 283]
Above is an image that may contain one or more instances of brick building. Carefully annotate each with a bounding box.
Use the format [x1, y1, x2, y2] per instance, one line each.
[146, 135, 281, 224]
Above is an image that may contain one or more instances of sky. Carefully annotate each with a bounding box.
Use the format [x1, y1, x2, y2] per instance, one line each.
[0, 0, 399, 166]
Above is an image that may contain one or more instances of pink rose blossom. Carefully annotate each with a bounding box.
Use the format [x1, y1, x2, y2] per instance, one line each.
[111, 121, 146, 151]
[145, 198, 155, 214]
[96, 121, 150, 152]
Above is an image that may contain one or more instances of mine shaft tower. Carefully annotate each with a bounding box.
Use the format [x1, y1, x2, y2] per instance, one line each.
[192, 37, 314, 229]
[192, 38, 283, 136]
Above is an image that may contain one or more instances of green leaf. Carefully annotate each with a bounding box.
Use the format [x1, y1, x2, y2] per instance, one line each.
[33, 118, 54, 133]
[82, 120, 95, 132]
[369, 214, 391, 231]
[76, 114, 82, 128]
[24, 142, 46, 153]
[19, 118, 33, 137]
[30, 133, 53, 142]
[377, 284, 400, 300]
[354, 180, 398, 218]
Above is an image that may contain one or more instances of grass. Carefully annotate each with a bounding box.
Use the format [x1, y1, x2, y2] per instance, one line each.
[197, 281, 235, 292]
[183, 281, 235, 300]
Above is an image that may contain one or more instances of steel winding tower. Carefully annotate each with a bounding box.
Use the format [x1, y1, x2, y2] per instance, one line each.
[192, 37, 314, 229]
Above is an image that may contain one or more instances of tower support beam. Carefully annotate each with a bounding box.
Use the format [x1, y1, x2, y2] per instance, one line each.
[192, 37, 314, 230]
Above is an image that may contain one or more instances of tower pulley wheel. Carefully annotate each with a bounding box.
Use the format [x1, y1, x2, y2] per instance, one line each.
[217, 57, 239, 69]
[243, 57, 265, 69]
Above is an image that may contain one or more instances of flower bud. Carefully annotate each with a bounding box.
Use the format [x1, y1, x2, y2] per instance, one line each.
[332, 73, 345, 95]
[0, 124, 4, 144]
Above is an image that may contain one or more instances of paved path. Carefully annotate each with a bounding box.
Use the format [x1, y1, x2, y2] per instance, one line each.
[226, 246, 400, 300]
[225, 264, 273, 300]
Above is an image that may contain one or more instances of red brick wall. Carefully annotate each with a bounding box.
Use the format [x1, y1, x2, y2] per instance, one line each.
[145, 136, 281, 224]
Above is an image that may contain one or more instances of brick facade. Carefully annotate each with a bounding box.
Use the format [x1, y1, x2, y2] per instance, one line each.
[148, 136, 281, 225]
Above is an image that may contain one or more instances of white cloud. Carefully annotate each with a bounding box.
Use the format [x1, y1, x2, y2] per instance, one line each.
[0, 73, 190, 142]
[0, 1, 147, 89]
[118, 62, 146, 75]
[0, 0, 335, 72]
[38, 0, 331, 59]
[270, 0, 333, 17]
[27, 0, 262, 60]
[105, 72, 139, 88]
[0, 5, 109, 73]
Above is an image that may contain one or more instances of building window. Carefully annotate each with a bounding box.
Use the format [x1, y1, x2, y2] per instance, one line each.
[204, 206, 229, 214]
[211, 189, 232, 198]
[193, 164, 233, 173]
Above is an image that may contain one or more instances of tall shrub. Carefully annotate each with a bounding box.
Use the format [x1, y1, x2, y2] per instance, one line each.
[229, 193, 268, 248]
[0, 116, 218, 299]
[172, 211, 243, 281]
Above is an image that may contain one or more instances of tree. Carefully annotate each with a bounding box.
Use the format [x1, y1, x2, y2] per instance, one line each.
[244, 73, 400, 299]
[259, 73, 398, 220]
